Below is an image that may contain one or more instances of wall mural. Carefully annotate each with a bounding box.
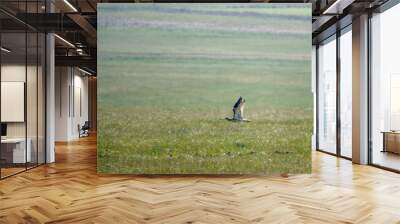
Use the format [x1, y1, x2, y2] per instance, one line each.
[98, 3, 312, 174]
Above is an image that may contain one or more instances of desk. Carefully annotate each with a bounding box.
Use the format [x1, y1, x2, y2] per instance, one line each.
[382, 131, 400, 154]
[1, 138, 31, 163]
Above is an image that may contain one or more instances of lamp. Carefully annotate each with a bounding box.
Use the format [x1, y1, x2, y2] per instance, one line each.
[63, 0, 78, 12]
[1, 47, 11, 53]
[54, 34, 75, 48]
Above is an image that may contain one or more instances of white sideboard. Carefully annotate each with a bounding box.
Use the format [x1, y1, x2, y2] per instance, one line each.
[1, 138, 32, 163]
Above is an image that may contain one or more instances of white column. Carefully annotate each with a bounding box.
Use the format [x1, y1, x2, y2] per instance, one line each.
[45, 1, 56, 163]
[46, 33, 55, 163]
[352, 14, 369, 164]
[312, 45, 317, 150]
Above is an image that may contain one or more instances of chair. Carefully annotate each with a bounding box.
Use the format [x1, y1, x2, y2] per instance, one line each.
[79, 121, 90, 138]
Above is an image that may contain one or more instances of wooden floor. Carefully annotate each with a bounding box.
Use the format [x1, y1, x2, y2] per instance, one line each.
[0, 167, 26, 178]
[372, 150, 400, 171]
[1, 135, 400, 223]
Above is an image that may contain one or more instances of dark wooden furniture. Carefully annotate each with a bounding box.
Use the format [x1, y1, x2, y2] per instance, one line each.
[382, 131, 400, 154]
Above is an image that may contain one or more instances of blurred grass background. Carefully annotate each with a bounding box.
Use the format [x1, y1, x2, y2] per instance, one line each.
[97, 4, 312, 174]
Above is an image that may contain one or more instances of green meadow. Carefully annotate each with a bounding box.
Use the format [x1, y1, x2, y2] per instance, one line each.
[97, 4, 312, 174]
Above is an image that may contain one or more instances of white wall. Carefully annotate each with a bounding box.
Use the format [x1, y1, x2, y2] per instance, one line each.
[72, 73, 89, 137]
[1, 63, 46, 164]
[55, 67, 70, 141]
[1, 65, 26, 139]
[55, 67, 89, 141]
[1, 65, 40, 137]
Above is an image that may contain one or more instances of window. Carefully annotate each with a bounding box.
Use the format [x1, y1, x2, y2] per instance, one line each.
[317, 36, 337, 154]
[339, 28, 352, 158]
[370, 3, 400, 171]
[0, 2, 46, 179]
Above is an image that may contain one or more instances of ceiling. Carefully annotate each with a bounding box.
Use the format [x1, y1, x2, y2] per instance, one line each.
[0, 0, 395, 74]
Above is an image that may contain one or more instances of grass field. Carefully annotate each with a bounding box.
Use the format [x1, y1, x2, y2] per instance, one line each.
[97, 4, 312, 174]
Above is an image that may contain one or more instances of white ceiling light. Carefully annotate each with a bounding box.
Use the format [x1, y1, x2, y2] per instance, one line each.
[1, 47, 11, 53]
[54, 34, 75, 48]
[63, 0, 78, 12]
[78, 67, 93, 76]
[323, 0, 355, 15]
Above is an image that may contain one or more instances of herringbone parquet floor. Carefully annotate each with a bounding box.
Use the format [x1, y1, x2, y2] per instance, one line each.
[1, 135, 400, 224]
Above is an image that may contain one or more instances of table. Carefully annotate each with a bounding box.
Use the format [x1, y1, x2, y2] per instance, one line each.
[381, 131, 400, 154]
